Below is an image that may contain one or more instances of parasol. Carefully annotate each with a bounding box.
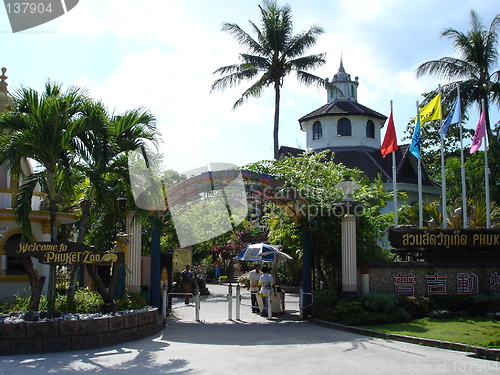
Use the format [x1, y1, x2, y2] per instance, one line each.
[237, 243, 292, 262]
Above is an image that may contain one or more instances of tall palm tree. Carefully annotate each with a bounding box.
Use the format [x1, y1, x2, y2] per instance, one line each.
[211, 0, 326, 160]
[0, 81, 92, 310]
[416, 10, 500, 136]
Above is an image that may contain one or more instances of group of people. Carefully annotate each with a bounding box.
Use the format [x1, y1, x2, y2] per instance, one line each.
[248, 263, 274, 316]
[179, 263, 275, 317]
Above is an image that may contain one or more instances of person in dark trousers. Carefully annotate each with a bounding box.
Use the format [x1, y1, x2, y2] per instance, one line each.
[180, 265, 194, 304]
[248, 263, 261, 313]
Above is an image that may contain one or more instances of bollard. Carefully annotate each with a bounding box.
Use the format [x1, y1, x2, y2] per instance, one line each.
[227, 284, 233, 320]
[299, 285, 304, 319]
[268, 293, 273, 319]
[195, 283, 200, 321]
[162, 285, 167, 317]
[235, 284, 241, 320]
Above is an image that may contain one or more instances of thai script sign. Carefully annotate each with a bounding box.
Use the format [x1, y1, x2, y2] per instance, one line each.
[388, 227, 500, 251]
[4, 241, 124, 265]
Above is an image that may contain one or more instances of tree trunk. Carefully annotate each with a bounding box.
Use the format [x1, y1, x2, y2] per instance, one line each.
[67, 200, 93, 310]
[22, 257, 45, 311]
[47, 171, 58, 311]
[273, 80, 281, 160]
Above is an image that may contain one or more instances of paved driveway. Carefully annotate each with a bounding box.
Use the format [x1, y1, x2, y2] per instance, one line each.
[1, 284, 497, 375]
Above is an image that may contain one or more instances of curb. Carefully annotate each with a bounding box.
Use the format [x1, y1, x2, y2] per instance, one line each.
[308, 317, 500, 361]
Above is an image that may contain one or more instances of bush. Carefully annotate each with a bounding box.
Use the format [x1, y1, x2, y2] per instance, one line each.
[398, 295, 431, 319]
[361, 293, 398, 314]
[116, 290, 147, 311]
[312, 289, 338, 319]
[330, 301, 363, 323]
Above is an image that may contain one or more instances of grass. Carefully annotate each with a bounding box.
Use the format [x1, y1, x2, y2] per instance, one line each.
[358, 317, 500, 348]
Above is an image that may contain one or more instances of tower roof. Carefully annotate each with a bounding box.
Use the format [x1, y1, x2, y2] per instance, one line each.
[298, 100, 387, 127]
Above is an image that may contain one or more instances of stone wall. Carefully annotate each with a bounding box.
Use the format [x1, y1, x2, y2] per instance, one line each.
[0, 308, 165, 355]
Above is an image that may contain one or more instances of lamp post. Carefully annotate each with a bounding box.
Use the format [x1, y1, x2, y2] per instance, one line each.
[334, 178, 363, 299]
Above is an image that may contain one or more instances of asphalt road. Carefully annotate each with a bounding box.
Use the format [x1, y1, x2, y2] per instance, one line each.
[1, 284, 497, 375]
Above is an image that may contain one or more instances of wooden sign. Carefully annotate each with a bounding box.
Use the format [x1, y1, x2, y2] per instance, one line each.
[4, 241, 124, 265]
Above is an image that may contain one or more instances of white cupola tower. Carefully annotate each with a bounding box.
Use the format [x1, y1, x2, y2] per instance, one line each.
[298, 59, 387, 150]
[327, 58, 359, 103]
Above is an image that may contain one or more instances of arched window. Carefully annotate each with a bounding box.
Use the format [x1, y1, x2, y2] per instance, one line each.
[366, 120, 375, 138]
[312, 121, 322, 140]
[337, 118, 352, 136]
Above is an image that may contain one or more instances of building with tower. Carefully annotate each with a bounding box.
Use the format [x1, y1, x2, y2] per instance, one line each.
[279, 60, 440, 208]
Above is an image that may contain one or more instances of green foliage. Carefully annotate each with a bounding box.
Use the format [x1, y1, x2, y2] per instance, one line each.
[246, 150, 395, 287]
[329, 301, 363, 322]
[0, 288, 104, 314]
[361, 293, 398, 314]
[398, 295, 431, 319]
[113, 291, 146, 311]
[312, 289, 337, 319]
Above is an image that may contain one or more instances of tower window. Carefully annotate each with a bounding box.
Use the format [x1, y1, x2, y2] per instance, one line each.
[366, 120, 375, 138]
[337, 118, 352, 136]
[313, 121, 322, 140]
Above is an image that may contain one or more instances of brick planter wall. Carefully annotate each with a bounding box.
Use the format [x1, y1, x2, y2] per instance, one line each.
[0, 308, 165, 355]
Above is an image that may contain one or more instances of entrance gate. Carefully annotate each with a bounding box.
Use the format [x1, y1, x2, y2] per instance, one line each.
[148, 169, 313, 318]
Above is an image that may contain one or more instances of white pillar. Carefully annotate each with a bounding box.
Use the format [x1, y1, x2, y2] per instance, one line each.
[125, 211, 142, 293]
[341, 214, 357, 293]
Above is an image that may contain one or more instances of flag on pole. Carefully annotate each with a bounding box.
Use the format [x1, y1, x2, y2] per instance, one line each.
[410, 115, 421, 159]
[470, 111, 486, 154]
[380, 110, 398, 158]
[419, 93, 442, 124]
[440, 92, 461, 137]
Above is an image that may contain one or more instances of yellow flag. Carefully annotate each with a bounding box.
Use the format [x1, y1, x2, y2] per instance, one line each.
[419, 93, 441, 124]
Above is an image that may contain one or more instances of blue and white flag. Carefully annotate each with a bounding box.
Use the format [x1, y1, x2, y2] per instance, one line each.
[440, 92, 461, 137]
[410, 115, 421, 160]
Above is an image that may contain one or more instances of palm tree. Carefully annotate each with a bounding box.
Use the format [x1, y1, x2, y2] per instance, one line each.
[70, 104, 157, 306]
[0, 81, 92, 310]
[416, 10, 500, 136]
[211, 0, 326, 160]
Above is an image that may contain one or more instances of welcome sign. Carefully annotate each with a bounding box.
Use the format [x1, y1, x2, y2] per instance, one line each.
[5, 241, 124, 265]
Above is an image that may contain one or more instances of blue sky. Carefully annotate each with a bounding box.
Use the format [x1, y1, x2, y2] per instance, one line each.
[1, 0, 499, 173]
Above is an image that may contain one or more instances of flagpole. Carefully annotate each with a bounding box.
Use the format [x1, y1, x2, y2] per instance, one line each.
[417, 101, 423, 229]
[482, 101, 491, 229]
[388, 100, 398, 228]
[458, 85, 467, 227]
[438, 85, 447, 228]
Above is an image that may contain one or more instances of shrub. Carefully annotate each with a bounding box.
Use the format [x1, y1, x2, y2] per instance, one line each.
[312, 289, 338, 319]
[398, 295, 431, 319]
[330, 301, 363, 323]
[361, 293, 398, 314]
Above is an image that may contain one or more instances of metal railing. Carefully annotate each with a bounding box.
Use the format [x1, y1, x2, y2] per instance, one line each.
[227, 284, 273, 320]
[164, 283, 201, 321]
[299, 286, 313, 320]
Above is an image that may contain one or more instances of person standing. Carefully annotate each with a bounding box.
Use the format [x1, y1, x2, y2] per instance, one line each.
[180, 265, 194, 304]
[248, 263, 261, 313]
[258, 266, 274, 317]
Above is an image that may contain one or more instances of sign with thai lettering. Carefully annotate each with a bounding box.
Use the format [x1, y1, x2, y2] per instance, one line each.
[388, 227, 500, 251]
[4, 241, 124, 265]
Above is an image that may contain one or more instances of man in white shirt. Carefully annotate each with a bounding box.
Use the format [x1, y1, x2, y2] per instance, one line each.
[258, 266, 274, 317]
[248, 263, 261, 313]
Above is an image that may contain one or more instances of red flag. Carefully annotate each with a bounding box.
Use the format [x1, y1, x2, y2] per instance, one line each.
[470, 111, 486, 154]
[380, 110, 398, 158]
